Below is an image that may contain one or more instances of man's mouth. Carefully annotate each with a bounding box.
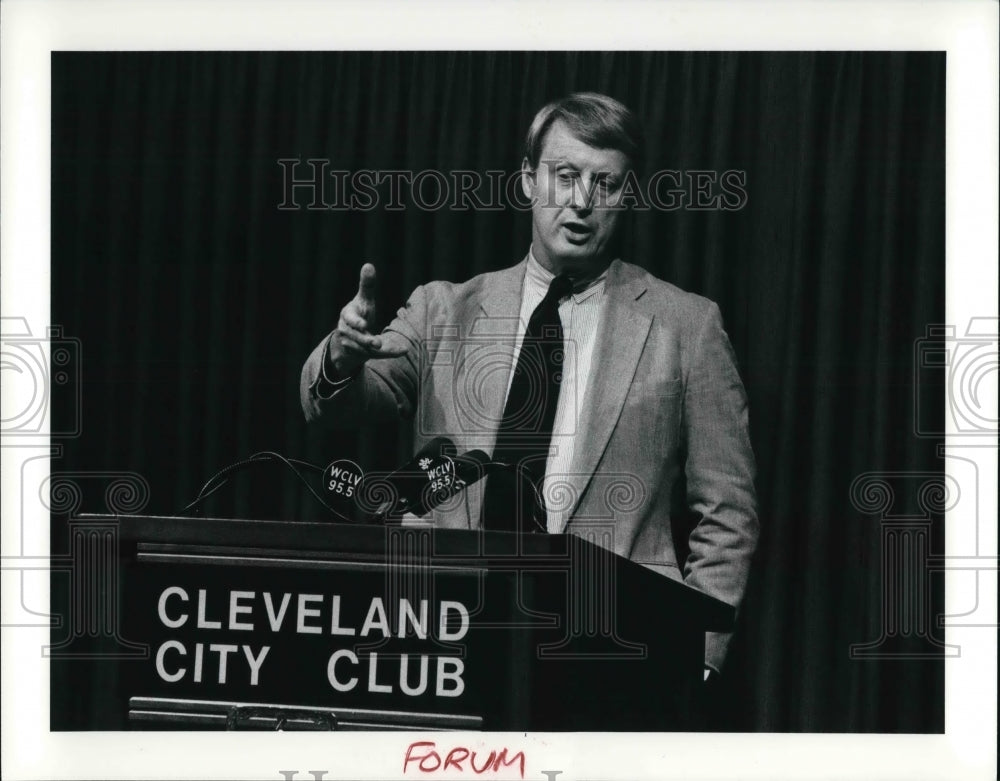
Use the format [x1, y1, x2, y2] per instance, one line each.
[562, 222, 593, 242]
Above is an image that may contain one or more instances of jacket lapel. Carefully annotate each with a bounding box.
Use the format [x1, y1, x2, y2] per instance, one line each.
[469, 259, 527, 446]
[563, 260, 652, 522]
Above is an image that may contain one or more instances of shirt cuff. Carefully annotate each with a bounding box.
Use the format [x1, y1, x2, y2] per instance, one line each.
[314, 338, 358, 400]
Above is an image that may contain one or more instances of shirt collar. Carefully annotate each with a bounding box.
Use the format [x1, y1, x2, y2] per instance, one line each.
[526, 246, 609, 304]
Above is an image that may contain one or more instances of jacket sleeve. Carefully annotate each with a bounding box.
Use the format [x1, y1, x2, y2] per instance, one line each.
[681, 301, 759, 672]
[300, 284, 429, 428]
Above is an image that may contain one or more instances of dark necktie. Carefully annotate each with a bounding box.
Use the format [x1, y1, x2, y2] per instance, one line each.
[482, 273, 573, 532]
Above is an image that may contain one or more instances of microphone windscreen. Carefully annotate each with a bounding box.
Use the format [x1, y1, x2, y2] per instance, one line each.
[362, 437, 456, 518]
[453, 450, 492, 484]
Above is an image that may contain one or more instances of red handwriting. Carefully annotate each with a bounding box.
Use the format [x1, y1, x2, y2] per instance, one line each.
[403, 741, 526, 778]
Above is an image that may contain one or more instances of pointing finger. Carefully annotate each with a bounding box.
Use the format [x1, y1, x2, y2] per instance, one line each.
[357, 263, 377, 304]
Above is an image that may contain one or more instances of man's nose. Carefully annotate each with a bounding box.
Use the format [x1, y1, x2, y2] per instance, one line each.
[568, 178, 594, 213]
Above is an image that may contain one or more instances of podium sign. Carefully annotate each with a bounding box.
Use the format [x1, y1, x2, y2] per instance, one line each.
[99, 515, 733, 730]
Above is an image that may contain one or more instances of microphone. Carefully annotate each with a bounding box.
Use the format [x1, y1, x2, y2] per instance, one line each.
[362, 439, 494, 521]
[420, 448, 493, 516]
[363, 437, 455, 520]
[450, 448, 493, 492]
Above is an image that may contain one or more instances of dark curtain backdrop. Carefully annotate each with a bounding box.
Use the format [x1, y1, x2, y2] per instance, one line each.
[51, 51, 945, 732]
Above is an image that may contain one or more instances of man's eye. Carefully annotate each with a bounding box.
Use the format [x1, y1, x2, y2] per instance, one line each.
[557, 172, 576, 182]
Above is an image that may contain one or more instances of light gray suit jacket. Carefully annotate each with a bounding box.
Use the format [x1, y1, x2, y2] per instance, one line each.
[301, 258, 759, 671]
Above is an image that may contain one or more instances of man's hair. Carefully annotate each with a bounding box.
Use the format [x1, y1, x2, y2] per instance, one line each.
[523, 92, 644, 177]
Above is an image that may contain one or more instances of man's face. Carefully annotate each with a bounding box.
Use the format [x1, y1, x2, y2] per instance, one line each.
[521, 119, 630, 277]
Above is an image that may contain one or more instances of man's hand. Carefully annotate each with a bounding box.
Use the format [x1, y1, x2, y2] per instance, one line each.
[326, 263, 407, 379]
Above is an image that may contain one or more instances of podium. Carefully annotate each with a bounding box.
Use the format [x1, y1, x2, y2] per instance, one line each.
[80, 514, 733, 730]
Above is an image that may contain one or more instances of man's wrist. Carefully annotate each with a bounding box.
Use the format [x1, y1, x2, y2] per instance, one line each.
[316, 335, 360, 399]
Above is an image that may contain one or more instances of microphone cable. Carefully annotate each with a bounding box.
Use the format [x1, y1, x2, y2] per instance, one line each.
[179, 451, 353, 522]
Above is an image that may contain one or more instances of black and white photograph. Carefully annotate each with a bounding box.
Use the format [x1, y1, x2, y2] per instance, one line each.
[1, 2, 997, 780]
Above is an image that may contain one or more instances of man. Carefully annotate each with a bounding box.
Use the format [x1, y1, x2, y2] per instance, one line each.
[301, 93, 758, 677]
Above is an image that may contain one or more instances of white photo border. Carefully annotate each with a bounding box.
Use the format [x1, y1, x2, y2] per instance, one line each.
[2, 1, 997, 779]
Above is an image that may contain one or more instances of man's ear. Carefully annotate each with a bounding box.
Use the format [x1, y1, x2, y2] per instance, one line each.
[520, 157, 535, 201]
